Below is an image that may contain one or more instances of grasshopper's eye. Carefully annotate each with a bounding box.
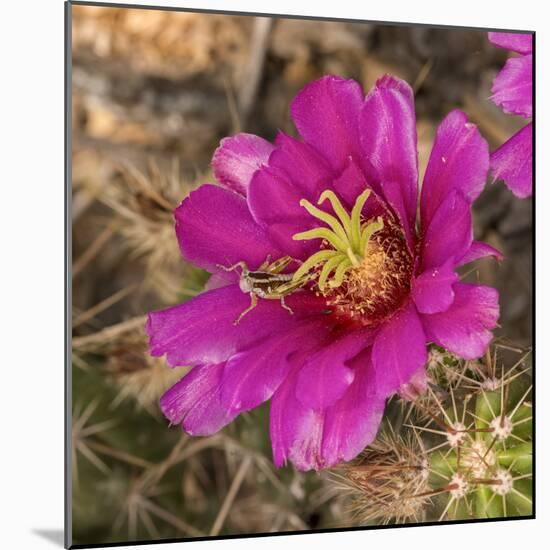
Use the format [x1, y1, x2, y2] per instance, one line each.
[292, 189, 412, 325]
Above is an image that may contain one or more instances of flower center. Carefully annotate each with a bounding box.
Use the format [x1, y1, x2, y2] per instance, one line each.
[292, 189, 412, 326]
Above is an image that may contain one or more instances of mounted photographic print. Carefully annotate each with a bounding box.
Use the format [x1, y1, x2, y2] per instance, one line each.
[65, 1, 534, 547]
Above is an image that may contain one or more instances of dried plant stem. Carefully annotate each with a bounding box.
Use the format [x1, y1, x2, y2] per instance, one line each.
[463, 94, 512, 144]
[238, 17, 272, 126]
[87, 441, 153, 469]
[171, 435, 223, 465]
[140, 498, 204, 537]
[143, 436, 189, 487]
[119, 161, 175, 211]
[223, 78, 241, 134]
[413, 58, 434, 93]
[73, 315, 147, 350]
[210, 455, 253, 536]
[73, 220, 120, 279]
[73, 284, 138, 328]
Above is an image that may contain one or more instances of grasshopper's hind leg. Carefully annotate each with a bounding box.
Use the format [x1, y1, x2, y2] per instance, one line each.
[234, 293, 258, 325]
[280, 295, 294, 315]
[258, 255, 272, 271]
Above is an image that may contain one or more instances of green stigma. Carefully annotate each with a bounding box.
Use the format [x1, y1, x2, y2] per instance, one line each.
[292, 189, 384, 291]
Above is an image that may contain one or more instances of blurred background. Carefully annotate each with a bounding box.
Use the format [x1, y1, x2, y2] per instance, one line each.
[70, 4, 532, 545]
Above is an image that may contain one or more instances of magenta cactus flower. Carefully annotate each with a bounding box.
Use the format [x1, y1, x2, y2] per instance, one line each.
[147, 75, 500, 471]
[488, 32, 533, 198]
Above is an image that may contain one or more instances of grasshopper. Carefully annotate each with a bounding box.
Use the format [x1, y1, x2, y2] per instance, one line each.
[217, 255, 312, 325]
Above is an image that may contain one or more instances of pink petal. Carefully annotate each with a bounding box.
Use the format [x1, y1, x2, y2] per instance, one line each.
[270, 350, 385, 471]
[295, 327, 375, 409]
[175, 184, 282, 275]
[220, 318, 330, 415]
[491, 123, 532, 198]
[212, 133, 274, 195]
[160, 363, 237, 436]
[247, 165, 323, 260]
[320, 352, 385, 467]
[265, 221, 319, 260]
[421, 190, 473, 271]
[421, 110, 489, 229]
[398, 365, 428, 402]
[204, 272, 232, 291]
[488, 32, 532, 55]
[271, 131, 334, 197]
[296, 361, 354, 411]
[332, 157, 387, 218]
[421, 283, 499, 360]
[382, 179, 415, 252]
[360, 75, 419, 233]
[290, 75, 364, 172]
[456, 241, 504, 267]
[412, 260, 459, 314]
[491, 54, 532, 118]
[270, 365, 325, 470]
[371, 302, 428, 396]
[247, 165, 310, 227]
[146, 284, 326, 367]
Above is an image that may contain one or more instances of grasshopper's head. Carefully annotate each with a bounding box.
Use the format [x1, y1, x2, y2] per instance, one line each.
[239, 277, 254, 293]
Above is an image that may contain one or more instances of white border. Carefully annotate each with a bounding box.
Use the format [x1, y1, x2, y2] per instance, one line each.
[2, 1, 546, 549]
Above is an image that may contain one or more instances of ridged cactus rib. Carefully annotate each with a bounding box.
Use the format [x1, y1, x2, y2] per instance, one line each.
[426, 355, 532, 520]
[330, 345, 532, 525]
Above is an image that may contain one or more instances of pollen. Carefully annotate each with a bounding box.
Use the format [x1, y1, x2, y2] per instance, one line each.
[292, 189, 413, 325]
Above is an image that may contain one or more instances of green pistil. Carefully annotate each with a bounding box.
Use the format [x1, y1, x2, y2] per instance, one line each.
[292, 189, 384, 291]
